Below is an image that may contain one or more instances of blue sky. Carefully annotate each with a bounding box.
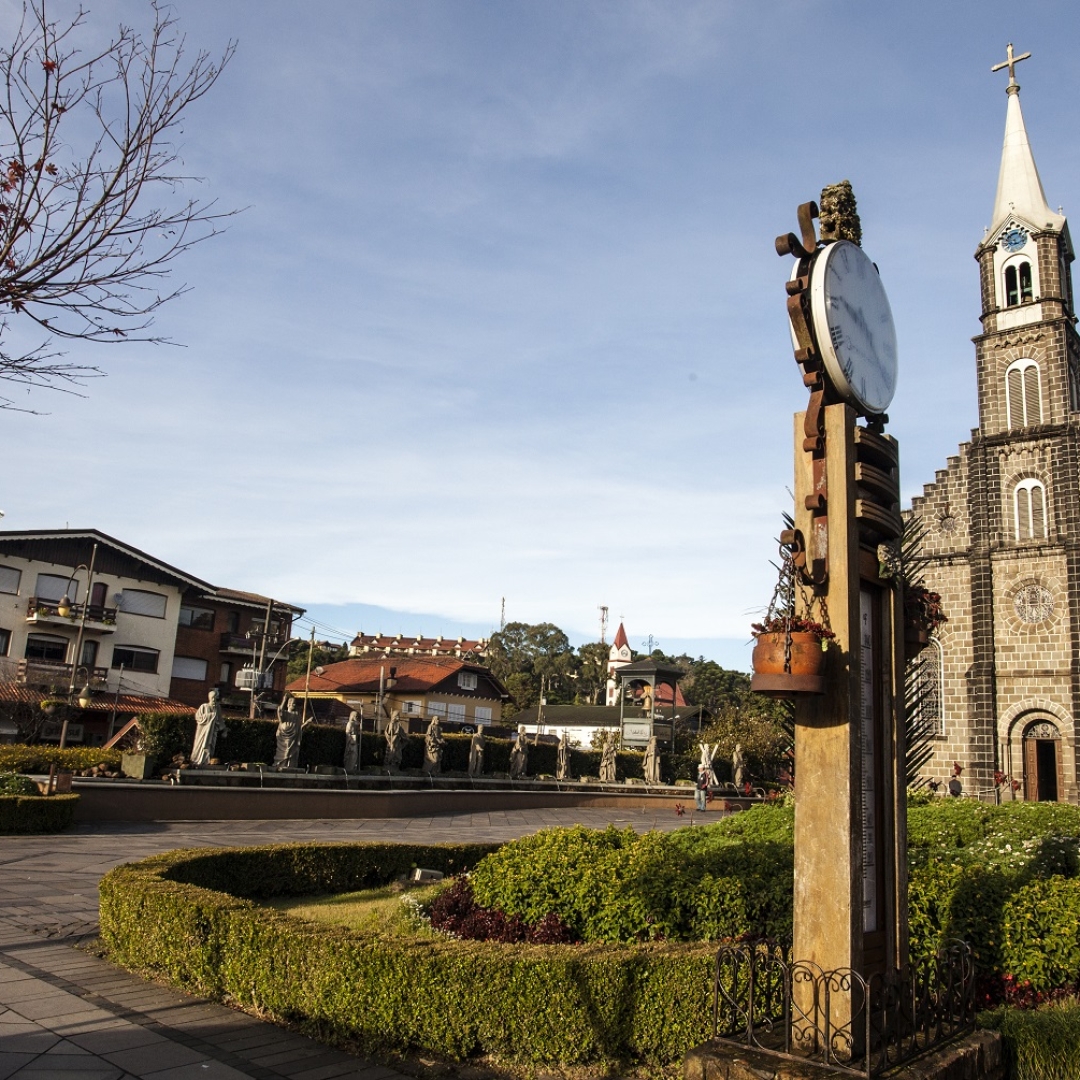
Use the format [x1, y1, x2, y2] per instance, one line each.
[4, 0, 1080, 668]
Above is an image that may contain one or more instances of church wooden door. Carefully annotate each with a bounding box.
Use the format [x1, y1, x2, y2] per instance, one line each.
[1022, 720, 1063, 802]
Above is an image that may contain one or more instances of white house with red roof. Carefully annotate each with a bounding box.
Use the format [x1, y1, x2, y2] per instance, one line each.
[285, 655, 509, 727]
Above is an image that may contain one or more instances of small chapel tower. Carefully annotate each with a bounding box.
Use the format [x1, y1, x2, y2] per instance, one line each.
[605, 622, 632, 706]
[909, 44, 1080, 803]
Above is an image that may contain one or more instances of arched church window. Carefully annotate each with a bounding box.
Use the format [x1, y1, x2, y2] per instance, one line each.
[1014, 478, 1047, 541]
[909, 638, 944, 737]
[1003, 260, 1034, 307]
[1005, 359, 1042, 427]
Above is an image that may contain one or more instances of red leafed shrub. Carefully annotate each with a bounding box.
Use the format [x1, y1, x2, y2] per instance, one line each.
[527, 912, 576, 944]
[429, 876, 577, 944]
[427, 875, 477, 935]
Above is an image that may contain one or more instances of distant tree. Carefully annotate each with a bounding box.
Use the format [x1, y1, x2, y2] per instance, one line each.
[486, 622, 576, 711]
[0, 2, 235, 408]
[573, 641, 609, 704]
[699, 698, 790, 783]
[682, 661, 753, 714]
[285, 640, 349, 684]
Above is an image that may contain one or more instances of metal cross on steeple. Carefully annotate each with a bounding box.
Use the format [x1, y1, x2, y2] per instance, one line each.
[991, 42, 1031, 88]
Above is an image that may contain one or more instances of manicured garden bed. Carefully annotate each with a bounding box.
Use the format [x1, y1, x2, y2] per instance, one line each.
[99, 800, 1080, 1070]
[99, 840, 716, 1066]
[0, 792, 80, 832]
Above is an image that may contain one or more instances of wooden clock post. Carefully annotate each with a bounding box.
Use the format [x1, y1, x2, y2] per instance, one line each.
[703, 190, 980, 1079]
[780, 195, 908, 1044]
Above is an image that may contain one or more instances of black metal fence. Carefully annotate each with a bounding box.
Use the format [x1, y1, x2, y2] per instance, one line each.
[711, 940, 975, 1078]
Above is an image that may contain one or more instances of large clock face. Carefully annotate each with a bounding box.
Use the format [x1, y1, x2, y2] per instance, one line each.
[809, 240, 898, 415]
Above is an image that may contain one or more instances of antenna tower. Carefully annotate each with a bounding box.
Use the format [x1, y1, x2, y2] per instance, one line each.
[499, 597, 506, 631]
[598, 605, 609, 644]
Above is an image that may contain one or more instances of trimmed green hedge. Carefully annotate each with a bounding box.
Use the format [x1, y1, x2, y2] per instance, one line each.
[0, 746, 121, 773]
[469, 819, 793, 945]
[99, 842, 715, 1065]
[0, 793, 79, 833]
[981, 999, 1080, 1080]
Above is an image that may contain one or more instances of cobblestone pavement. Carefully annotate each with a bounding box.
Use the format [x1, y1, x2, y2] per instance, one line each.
[0, 806, 704, 1078]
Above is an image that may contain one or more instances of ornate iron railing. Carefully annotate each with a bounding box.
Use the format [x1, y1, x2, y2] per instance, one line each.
[711, 940, 975, 1078]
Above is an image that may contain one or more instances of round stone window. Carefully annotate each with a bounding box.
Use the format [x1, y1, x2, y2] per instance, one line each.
[1014, 584, 1055, 624]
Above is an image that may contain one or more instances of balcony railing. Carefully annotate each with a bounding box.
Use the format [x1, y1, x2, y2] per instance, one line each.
[220, 632, 284, 655]
[26, 597, 118, 630]
[16, 658, 109, 689]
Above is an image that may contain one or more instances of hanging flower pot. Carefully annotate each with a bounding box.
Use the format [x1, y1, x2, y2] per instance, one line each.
[903, 584, 946, 652]
[750, 617, 831, 698]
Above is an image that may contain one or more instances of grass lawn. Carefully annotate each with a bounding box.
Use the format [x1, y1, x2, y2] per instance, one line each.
[266, 883, 441, 935]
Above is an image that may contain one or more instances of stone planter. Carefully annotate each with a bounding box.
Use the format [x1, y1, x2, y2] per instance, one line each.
[121, 753, 156, 780]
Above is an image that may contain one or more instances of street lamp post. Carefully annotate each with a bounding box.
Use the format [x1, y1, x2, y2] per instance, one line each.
[58, 542, 98, 749]
[47, 543, 98, 794]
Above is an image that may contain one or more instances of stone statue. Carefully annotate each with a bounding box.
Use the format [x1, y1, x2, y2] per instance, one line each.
[384, 710, 405, 772]
[599, 730, 618, 783]
[556, 733, 570, 781]
[732, 743, 747, 790]
[468, 727, 485, 778]
[423, 717, 445, 775]
[344, 711, 360, 772]
[273, 694, 304, 769]
[190, 689, 225, 766]
[818, 179, 862, 246]
[509, 725, 528, 779]
[698, 741, 719, 788]
[643, 735, 661, 785]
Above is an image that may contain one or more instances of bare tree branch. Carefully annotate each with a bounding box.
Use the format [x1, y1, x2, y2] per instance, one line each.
[0, 1, 237, 409]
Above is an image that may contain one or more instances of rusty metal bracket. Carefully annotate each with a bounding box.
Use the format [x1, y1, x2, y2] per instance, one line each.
[777, 200, 828, 586]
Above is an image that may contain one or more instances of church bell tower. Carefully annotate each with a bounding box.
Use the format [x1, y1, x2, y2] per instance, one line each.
[910, 44, 1080, 803]
[964, 44, 1080, 800]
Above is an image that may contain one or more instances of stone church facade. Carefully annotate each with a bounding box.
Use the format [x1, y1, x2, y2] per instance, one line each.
[908, 63, 1080, 802]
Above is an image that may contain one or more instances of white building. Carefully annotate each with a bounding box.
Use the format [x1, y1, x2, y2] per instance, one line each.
[0, 529, 209, 705]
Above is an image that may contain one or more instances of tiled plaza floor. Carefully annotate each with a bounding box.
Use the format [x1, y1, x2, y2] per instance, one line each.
[0, 806, 703, 1078]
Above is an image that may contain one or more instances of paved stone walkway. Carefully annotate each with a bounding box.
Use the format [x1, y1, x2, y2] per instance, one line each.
[0, 806, 703, 1078]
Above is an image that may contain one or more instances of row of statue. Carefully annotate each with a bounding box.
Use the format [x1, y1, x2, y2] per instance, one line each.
[190, 690, 310, 770]
[191, 690, 741, 787]
[357, 712, 665, 783]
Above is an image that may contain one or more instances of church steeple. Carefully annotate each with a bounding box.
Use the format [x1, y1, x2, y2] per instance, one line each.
[989, 44, 1064, 236]
[976, 46, 1074, 341]
[605, 622, 632, 706]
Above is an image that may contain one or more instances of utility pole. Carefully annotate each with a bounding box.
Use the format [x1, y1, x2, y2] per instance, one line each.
[250, 597, 274, 718]
[106, 664, 125, 742]
[300, 627, 315, 725]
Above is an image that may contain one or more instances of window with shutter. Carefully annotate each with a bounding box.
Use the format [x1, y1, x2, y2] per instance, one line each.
[25, 634, 68, 662]
[35, 573, 74, 603]
[111, 646, 159, 673]
[0, 565, 22, 595]
[1014, 479, 1048, 540]
[117, 589, 167, 618]
[1024, 364, 1041, 422]
[1005, 359, 1041, 427]
[172, 656, 209, 681]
